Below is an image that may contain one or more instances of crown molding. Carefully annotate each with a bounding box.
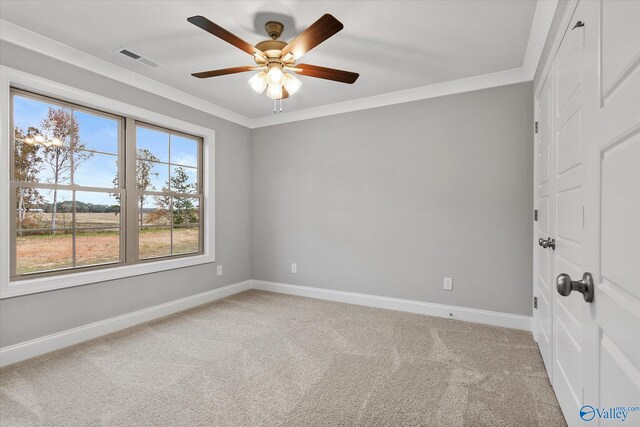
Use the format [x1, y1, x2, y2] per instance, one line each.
[0, 19, 253, 128]
[1, 0, 557, 130]
[523, 0, 559, 79]
[250, 67, 530, 128]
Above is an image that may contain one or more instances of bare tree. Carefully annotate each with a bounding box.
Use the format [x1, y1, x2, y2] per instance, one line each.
[14, 126, 44, 228]
[112, 148, 160, 226]
[40, 108, 93, 229]
[136, 149, 160, 227]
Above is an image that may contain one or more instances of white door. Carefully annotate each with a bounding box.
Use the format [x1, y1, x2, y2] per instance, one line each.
[579, 0, 640, 425]
[534, 75, 554, 379]
[549, 3, 589, 424]
[542, 1, 640, 426]
[536, 0, 640, 426]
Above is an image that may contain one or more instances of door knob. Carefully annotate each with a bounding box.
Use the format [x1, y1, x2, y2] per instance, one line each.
[547, 238, 556, 250]
[539, 237, 553, 248]
[556, 272, 594, 302]
[538, 237, 555, 249]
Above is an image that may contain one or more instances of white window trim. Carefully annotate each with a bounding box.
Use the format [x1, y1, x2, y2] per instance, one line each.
[0, 66, 215, 299]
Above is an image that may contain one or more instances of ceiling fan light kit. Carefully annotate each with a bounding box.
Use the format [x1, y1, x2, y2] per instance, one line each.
[188, 13, 359, 112]
[248, 70, 268, 94]
[282, 73, 302, 95]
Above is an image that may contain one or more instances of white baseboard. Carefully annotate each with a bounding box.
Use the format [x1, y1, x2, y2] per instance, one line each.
[252, 280, 533, 331]
[1, 278, 533, 367]
[0, 280, 252, 367]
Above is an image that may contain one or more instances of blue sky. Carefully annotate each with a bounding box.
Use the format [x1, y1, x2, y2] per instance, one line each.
[14, 95, 199, 205]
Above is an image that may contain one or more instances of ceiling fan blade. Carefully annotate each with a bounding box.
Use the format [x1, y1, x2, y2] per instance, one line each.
[188, 15, 265, 58]
[295, 64, 359, 84]
[191, 66, 255, 79]
[280, 14, 343, 60]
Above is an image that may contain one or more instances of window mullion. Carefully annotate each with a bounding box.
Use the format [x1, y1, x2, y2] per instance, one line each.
[125, 117, 139, 263]
[72, 190, 77, 267]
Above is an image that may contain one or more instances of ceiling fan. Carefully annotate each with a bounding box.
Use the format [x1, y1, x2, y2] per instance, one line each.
[187, 14, 359, 103]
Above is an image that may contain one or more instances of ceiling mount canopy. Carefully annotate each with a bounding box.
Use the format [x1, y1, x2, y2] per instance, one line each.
[187, 13, 360, 104]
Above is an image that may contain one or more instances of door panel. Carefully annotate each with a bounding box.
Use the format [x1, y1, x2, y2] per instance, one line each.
[556, 25, 582, 115]
[539, 76, 552, 136]
[556, 110, 582, 174]
[600, 334, 639, 413]
[600, 1, 640, 99]
[539, 145, 550, 184]
[536, 288, 552, 345]
[600, 134, 640, 298]
[597, 281, 640, 370]
[556, 317, 581, 404]
[539, 197, 549, 235]
[556, 188, 582, 244]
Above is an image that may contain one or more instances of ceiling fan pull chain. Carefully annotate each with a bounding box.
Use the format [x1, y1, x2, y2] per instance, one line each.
[273, 99, 276, 114]
[279, 98, 283, 113]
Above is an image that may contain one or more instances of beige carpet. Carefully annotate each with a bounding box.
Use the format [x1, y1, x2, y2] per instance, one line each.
[0, 290, 566, 426]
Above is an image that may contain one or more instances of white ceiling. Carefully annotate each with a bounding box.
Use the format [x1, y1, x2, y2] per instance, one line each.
[0, 1, 538, 120]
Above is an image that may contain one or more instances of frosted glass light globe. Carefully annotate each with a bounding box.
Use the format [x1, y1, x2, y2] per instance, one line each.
[248, 71, 267, 94]
[283, 73, 302, 95]
[266, 84, 283, 100]
[267, 66, 284, 86]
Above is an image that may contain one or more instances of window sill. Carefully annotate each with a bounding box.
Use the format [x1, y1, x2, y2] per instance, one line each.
[1, 253, 215, 299]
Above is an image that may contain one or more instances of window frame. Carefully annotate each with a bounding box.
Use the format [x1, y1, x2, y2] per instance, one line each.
[0, 66, 216, 299]
[131, 121, 204, 261]
[10, 88, 127, 278]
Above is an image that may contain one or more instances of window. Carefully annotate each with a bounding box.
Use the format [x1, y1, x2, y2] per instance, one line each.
[134, 124, 202, 259]
[9, 89, 204, 281]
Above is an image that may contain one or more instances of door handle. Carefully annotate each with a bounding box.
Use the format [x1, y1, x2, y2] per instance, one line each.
[538, 237, 555, 249]
[556, 272, 594, 302]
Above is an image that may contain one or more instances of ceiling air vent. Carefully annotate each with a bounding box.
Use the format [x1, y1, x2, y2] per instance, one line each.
[115, 47, 159, 68]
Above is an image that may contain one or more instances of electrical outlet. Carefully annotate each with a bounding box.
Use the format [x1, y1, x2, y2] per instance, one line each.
[291, 263, 297, 274]
[444, 277, 453, 291]
[217, 265, 223, 276]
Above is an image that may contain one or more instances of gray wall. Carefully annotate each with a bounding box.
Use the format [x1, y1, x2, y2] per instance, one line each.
[251, 82, 534, 316]
[0, 41, 252, 347]
[1, 39, 535, 348]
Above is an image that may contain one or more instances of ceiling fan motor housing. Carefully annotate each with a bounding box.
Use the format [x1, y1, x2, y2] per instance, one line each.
[265, 21, 284, 39]
[255, 21, 293, 68]
[254, 39, 294, 69]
